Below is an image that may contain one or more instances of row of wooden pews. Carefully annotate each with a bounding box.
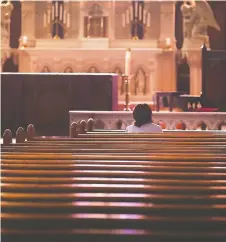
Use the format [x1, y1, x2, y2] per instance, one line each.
[1, 122, 226, 242]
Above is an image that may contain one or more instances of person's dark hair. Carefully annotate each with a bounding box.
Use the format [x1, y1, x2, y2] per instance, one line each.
[133, 103, 152, 127]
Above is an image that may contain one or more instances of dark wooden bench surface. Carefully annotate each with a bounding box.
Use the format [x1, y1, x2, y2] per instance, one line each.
[2, 146, 226, 154]
[2, 127, 226, 241]
[2, 153, 226, 162]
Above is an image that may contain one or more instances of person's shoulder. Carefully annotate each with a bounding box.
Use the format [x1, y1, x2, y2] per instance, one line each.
[126, 124, 135, 133]
[151, 123, 163, 132]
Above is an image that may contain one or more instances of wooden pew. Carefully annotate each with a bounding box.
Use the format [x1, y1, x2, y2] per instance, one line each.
[3, 125, 226, 155]
[2, 157, 226, 241]
[1, 125, 226, 241]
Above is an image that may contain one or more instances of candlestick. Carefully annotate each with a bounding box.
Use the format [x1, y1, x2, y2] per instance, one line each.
[125, 48, 131, 77]
[123, 75, 131, 111]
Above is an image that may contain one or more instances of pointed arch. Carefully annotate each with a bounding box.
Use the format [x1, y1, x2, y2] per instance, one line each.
[64, 66, 73, 73]
[88, 3, 104, 16]
[84, 2, 107, 38]
[41, 66, 51, 72]
[133, 66, 147, 95]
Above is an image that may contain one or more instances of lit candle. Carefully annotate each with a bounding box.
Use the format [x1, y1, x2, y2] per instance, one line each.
[22, 36, 28, 47]
[165, 37, 171, 48]
[147, 13, 151, 27]
[125, 48, 131, 76]
[44, 13, 47, 27]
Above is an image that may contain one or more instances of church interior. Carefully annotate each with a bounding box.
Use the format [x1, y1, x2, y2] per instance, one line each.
[1, 0, 226, 135]
[1, 1, 226, 241]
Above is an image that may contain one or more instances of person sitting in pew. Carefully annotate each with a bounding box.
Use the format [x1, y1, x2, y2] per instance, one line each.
[126, 103, 162, 133]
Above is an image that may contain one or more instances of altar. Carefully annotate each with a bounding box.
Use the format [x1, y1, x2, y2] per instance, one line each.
[69, 110, 226, 131]
[1, 73, 118, 136]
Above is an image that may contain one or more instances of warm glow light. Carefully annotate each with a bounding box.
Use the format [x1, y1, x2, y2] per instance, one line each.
[21, 36, 28, 47]
[165, 37, 171, 48]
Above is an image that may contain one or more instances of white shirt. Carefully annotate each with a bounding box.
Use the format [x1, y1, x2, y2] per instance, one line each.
[126, 122, 162, 133]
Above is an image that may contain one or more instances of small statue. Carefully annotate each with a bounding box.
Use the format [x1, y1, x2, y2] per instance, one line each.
[181, 0, 220, 49]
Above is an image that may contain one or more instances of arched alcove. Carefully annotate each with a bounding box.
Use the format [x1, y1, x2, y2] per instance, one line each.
[84, 2, 107, 38]
[177, 57, 190, 94]
[133, 67, 147, 95]
[41, 66, 51, 72]
[64, 66, 73, 73]
[87, 66, 100, 73]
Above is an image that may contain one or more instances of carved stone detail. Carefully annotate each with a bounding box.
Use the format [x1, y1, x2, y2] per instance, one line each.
[70, 111, 226, 131]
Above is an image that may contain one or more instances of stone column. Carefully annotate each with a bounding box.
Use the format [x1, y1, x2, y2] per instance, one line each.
[21, 1, 36, 47]
[187, 51, 202, 96]
[156, 51, 176, 92]
[78, 1, 84, 39]
[109, 0, 115, 40]
[46, 1, 52, 38]
[63, 1, 74, 38]
[158, 1, 176, 49]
